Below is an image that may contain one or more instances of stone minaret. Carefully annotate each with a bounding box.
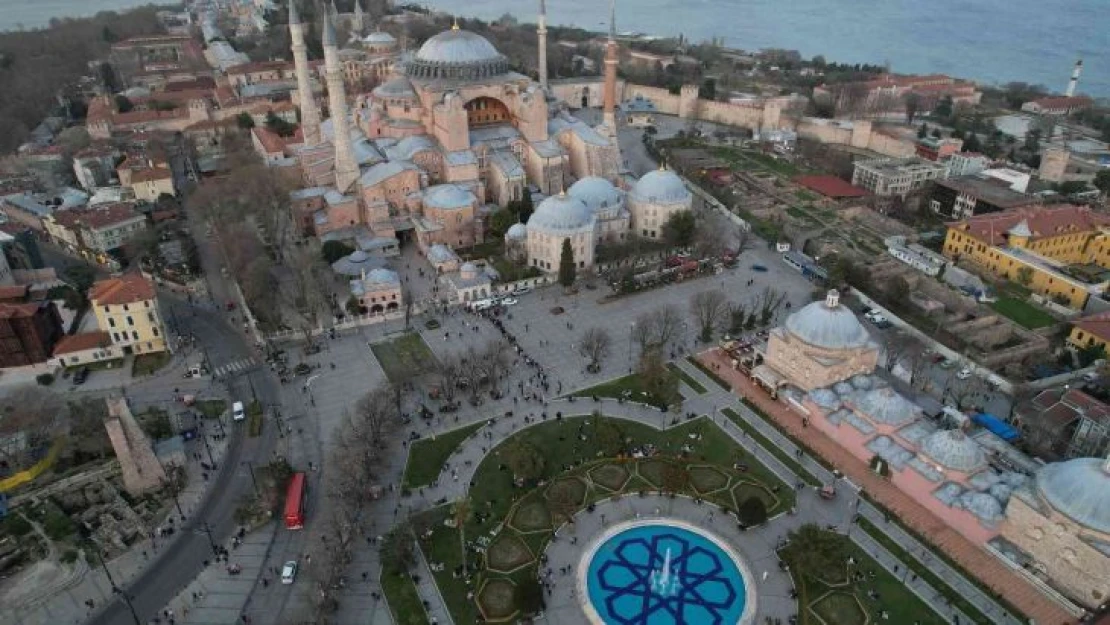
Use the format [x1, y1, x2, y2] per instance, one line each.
[602, 0, 619, 134]
[1066, 59, 1083, 97]
[537, 0, 548, 91]
[289, 0, 321, 145]
[353, 0, 365, 33]
[323, 12, 360, 192]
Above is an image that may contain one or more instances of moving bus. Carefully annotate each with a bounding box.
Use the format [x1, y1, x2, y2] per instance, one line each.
[284, 472, 307, 530]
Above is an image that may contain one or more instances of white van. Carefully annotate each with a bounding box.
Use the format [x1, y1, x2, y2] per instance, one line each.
[232, 401, 246, 421]
[470, 299, 493, 311]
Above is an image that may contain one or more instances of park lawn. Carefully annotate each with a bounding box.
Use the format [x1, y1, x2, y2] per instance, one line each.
[667, 363, 707, 394]
[370, 332, 440, 384]
[789, 529, 947, 625]
[573, 372, 680, 409]
[402, 422, 484, 490]
[132, 352, 171, 377]
[722, 407, 821, 486]
[858, 518, 994, 625]
[417, 415, 796, 624]
[990, 297, 1056, 329]
[380, 567, 431, 625]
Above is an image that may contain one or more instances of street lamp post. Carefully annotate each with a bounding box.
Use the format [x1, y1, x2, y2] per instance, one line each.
[84, 535, 142, 625]
[627, 322, 635, 373]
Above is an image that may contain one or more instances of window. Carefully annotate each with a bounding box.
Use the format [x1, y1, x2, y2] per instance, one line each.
[148, 312, 155, 323]
[109, 318, 116, 328]
[127, 316, 134, 326]
[112, 332, 120, 341]
[132, 331, 139, 340]
[152, 327, 159, 337]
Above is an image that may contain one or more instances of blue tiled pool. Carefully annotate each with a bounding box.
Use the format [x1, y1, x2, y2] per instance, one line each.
[585, 522, 748, 625]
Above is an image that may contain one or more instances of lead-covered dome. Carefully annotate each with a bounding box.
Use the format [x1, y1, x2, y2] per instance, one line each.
[1036, 458, 1110, 533]
[568, 177, 623, 213]
[423, 184, 475, 210]
[631, 168, 691, 205]
[506, 223, 527, 240]
[373, 75, 416, 99]
[920, 429, 986, 473]
[784, 291, 872, 350]
[526, 192, 594, 233]
[407, 28, 509, 80]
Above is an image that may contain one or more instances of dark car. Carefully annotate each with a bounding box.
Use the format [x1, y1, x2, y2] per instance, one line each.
[73, 368, 89, 385]
[751, 264, 768, 272]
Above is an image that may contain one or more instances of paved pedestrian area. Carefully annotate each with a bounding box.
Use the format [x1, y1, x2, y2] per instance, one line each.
[695, 348, 1070, 625]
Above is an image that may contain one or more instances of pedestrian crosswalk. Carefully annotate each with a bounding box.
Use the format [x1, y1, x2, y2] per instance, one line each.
[213, 357, 258, 377]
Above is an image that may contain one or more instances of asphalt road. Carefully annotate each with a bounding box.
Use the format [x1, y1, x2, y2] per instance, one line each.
[88, 206, 284, 625]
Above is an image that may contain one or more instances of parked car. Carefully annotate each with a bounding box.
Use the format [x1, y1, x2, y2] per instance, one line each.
[281, 560, 298, 584]
[73, 367, 89, 385]
[939, 358, 957, 369]
[956, 367, 973, 380]
[511, 286, 532, 296]
[500, 297, 518, 306]
[471, 299, 493, 311]
[751, 264, 768, 272]
[232, 401, 246, 421]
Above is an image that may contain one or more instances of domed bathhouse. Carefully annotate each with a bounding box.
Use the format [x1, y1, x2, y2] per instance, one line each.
[628, 165, 693, 240]
[999, 456, 1110, 609]
[524, 191, 596, 272]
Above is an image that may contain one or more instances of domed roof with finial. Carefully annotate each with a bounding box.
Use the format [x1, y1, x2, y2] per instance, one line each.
[506, 223, 527, 240]
[568, 176, 623, 213]
[631, 165, 691, 205]
[783, 290, 873, 351]
[526, 191, 595, 233]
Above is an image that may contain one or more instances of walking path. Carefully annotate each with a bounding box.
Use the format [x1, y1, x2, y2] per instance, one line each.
[694, 349, 1073, 625]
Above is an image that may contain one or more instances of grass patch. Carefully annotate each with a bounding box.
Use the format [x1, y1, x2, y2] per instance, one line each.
[195, 399, 228, 420]
[247, 400, 263, 437]
[783, 527, 946, 625]
[667, 363, 707, 394]
[402, 422, 483, 490]
[722, 407, 820, 486]
[574, 372, 680, 409]
[132, 351, 171, 377]
[370, 332, 439, 384]
[685, 357, 730, 390]
[990, 297, 1057, 329]
[857, 517, 994, 625]
[380, 569, 430, 625]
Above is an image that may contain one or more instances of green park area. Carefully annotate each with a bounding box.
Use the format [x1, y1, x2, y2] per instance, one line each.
[989, 297, 1057, 329]
[401, 422, 484, 490]
[573, 368, 681, 409]
[400, 414, 793, 623]
[370, 332, 439, 384]
[782, 525, 948, 625]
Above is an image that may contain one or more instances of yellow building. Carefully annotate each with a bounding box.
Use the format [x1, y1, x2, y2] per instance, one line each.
[89, 273, 168, 355]
[942, 205, 1110, 309]
[1068, 311, 1110, 352]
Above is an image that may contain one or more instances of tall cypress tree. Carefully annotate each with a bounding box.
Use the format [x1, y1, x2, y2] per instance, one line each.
[558, 238, 576, 287]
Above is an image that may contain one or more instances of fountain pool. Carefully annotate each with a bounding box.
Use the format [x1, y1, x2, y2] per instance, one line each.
[582, 520, 752, 625]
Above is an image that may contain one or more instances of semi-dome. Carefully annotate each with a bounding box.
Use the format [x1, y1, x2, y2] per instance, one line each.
[630, 168, 691, 204]
[920, 429, 986, 472]
[506, 223, 527, 240]
[568, 177, 623, 213]
[783, 291, 872, 350]
[424, 184, 475, 210]
[1036, 458, 1110, 533]
[526, 192, 595, 232]
[373, 75, 416, 98]
[407, 27, 510, 80]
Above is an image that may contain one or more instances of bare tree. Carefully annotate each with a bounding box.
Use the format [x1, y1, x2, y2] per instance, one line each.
[727, 302, 748, 336]
[354, 386, 397, 446]
[434, 353, 464, 403]
[0, 387, 64, 470]
[693, 218, 728, 259]
[480, 339, 511, 394]
[633, 305, 684, 353]
[755, 287, 787, 326]
[578, 327, 612, 373]
[283, 245, 332, 344]
[690, 289, 729, 342]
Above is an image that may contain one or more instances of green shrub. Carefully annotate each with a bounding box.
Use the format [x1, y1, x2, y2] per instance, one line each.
[737, 496, 768, 526]
[3, 514, 32, 536]
[42, 508, 76, 540]
[61, 549, 79, 564]
[36, 373, 54, 386]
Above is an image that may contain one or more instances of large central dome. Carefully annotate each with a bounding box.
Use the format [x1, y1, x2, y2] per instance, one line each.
[1036, 458, 1110, 533]
[407, 28, 510, 80]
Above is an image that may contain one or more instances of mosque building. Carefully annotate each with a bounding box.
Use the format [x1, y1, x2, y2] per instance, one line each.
[286, 0, 693, 279]
[736, 288, 1110, 611]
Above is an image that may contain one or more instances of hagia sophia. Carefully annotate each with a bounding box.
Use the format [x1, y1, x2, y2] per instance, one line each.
[734, 289, 1110, 610]
[284, 0, 693, 284]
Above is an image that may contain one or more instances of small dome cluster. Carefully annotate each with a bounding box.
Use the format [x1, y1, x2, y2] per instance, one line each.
[919, 429, 986, 473]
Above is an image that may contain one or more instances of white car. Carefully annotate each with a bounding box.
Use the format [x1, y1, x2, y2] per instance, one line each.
[500, 297, 518, 306]
[470, 299, 493, 311]
[281, 560, 297, 584]
[956, 367, 973, 380]
[232, 401, 246, 422]
[511, 286, 532, 296]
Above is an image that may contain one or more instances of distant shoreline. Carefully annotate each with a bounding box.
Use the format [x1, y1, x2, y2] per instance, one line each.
[0, 0, 161, 32]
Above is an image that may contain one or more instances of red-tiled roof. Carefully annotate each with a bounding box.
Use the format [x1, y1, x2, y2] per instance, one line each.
[0, 302, 43, 319]
[1029, 95, 1093, 109]
[0, 285, 29, 301]
[90, 273, 156, 306]
[53, 204, 144, 232]
[793, 175, 868, 198]
[252, 127, 286, 154]
[226, 60, 294, 75]
[53, 331, 112, 356]
[947, 204, 1109, 247]
[1072, 311, 1110, 344]
[130, 167, 173, 183]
